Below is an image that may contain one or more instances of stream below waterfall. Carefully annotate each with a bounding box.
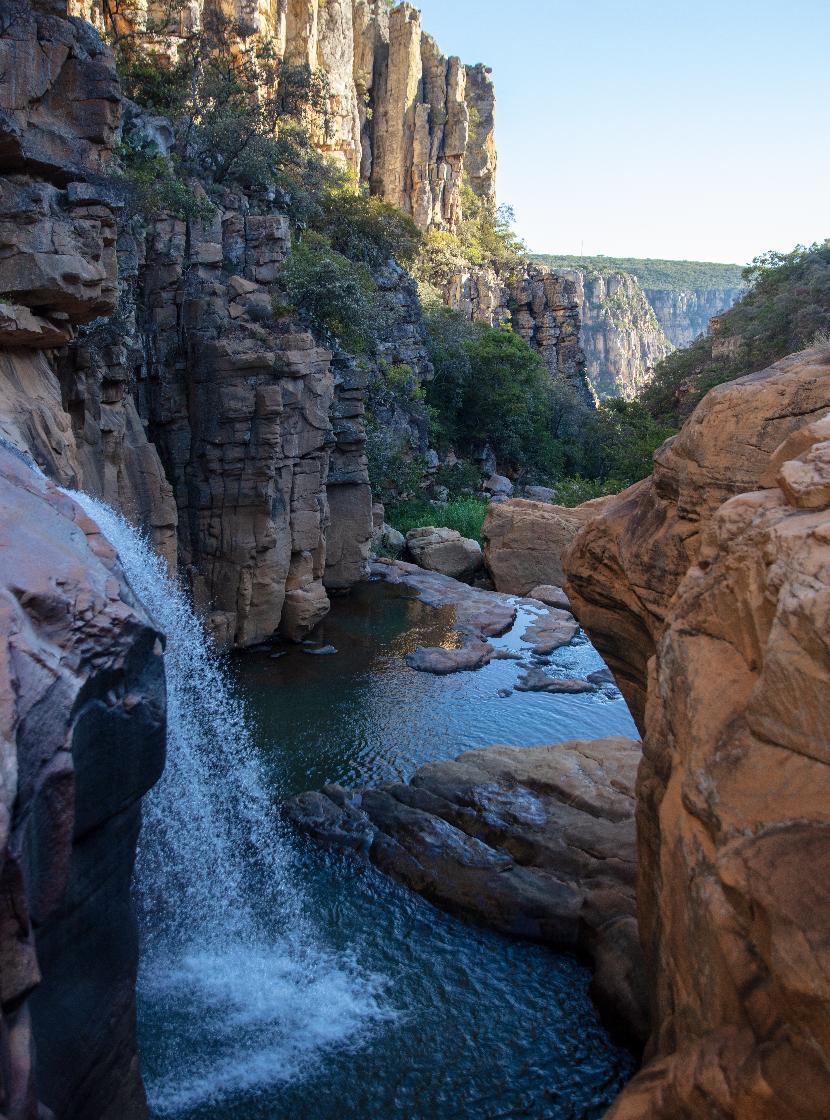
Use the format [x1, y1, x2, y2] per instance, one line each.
[67, 494, 637, 1120]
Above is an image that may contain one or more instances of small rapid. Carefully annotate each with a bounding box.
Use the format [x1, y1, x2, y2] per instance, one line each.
[65, 492, 391, 1115]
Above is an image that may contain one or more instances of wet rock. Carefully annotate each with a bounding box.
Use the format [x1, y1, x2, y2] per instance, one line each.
[521, 606, 579, 655]
[0, 449, 165, 1120]
[587, 667, 615, 686]
[406, 641, 493, 674]
[528, 584, 571, 609]
[405, 526, 483, 581]
[302, 643, 338, 656]
[515, 667, 595, 694]
[283, 737, 647, 1042]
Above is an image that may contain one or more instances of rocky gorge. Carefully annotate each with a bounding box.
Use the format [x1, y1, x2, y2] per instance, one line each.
[0, 2, 828, 1120]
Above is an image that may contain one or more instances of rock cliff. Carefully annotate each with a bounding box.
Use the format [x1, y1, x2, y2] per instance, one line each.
[645, 286, 744, 348]
[0, 0, 391, 649]
[564, 347, 830, 1118]
[0, 447, 166, 1120]
[71, 0, 497, 233]
[563, 270, 671, 401]
[446, 263, 592, 403]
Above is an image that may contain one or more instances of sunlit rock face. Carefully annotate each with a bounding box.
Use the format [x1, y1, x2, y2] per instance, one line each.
[69, 0, 497, 232]
[0, 448, 166, 1120]
[564, 347, 830, 1120]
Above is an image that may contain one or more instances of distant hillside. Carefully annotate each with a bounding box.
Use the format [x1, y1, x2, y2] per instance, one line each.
[531, 255, 745, 292]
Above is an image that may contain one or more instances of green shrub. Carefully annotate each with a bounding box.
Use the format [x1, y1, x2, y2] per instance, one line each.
[283, 233, 377, 351]
[434, 461, 481, 497]
[366, 427, 425, 504]
[641, 240, 830, 424]
[386, 496, 489, 542]
[115, 136, 215, 223]
[553, 477, 627, 506]
[317, 186, 422, 268]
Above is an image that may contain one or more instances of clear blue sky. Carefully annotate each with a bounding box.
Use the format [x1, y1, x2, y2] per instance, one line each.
[414, 0, 829, 264]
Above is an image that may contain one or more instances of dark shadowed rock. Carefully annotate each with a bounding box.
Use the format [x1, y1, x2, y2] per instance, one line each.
[0, 448, 165, 1120]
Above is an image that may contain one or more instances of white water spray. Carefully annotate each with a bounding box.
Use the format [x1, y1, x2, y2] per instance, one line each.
[66, 492, 391, 1114]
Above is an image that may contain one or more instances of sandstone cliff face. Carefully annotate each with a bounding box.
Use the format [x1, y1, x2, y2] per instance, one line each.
[0, 0, 179, 569]
[0, 447, 166, 1120]
[564, 347, 830, 1119]
[564, 270, 671, 401]
[446, 263, 592, 403]
[71, 0, 497, 233]
[0, 1, 384, 649]
[645, 286, 744, 348]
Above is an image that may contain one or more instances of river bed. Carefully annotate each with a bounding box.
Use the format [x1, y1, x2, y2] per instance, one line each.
[139, 577, 638, 1120]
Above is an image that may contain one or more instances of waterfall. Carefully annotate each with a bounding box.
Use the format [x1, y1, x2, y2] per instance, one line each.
[66, 492, 390, 1115]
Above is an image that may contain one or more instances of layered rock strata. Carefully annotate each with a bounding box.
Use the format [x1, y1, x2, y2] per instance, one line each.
[0, 448, 166, 1120]
[284, 736, 647, 1041]
[446, 263, 592, 402]
[563, 347, 830, 1118]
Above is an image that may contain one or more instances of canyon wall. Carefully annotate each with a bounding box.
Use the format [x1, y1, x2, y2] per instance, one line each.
[70, 0, 497, 233]
[564, 347, 830, 1118]
[563, 270, 671, 401]
[446, 263, 592, 404]
[645, 286, 744, 348]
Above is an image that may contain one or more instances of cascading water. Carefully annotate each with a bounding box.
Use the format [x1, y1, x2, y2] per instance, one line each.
[66, 492, 391, 1115]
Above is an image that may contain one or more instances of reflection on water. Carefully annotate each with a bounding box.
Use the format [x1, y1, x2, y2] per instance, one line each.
[237, 579, 638, 796]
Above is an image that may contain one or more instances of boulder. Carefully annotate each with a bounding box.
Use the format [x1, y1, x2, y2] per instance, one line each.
[283, 737, 647, 1041]
[528, 583, 571, 609]
[482, 472, 514, 496]
[565, 348, 830, 1119]
[523, 484, 558, 502]
[482, 497, 611, 595]
[405, 525, 483, 580]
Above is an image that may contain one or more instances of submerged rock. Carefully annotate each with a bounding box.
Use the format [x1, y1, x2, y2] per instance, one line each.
[406, 641, 494, 674]
[283, 737, 647, 1042]
[520, 606, 579, 655]
[515, 667, 595, 694]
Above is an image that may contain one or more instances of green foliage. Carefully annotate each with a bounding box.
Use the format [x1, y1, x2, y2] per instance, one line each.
[458, 187, 527, 276]
[413, 230, 470, 291]
[641, 239, 830, 423]
[531, 254, 746, 292]
[422, 305, 588, 477]
[553, 477, 626, 507]
[434, 460, 481, 498]
[366, 427, 425, 504]
[283, 232, 377, 352]
[115, 136, 214, 223]
[577, 399, 676, 483]
[386, 497, 489, 543]
[317, 185, 422, 268]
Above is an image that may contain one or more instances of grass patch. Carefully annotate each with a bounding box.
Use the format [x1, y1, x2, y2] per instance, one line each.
[386, 497, 489, 543]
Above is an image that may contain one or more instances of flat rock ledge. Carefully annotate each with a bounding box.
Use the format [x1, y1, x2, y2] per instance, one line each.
[371, 558, 583, 673]
[283, 736, 648, 1043]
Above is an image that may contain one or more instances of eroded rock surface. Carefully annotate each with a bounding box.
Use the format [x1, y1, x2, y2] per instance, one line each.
[563, 348, 830, 1119]
[284, 737, 647, 1040]
[0, 447, 165, 1120]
